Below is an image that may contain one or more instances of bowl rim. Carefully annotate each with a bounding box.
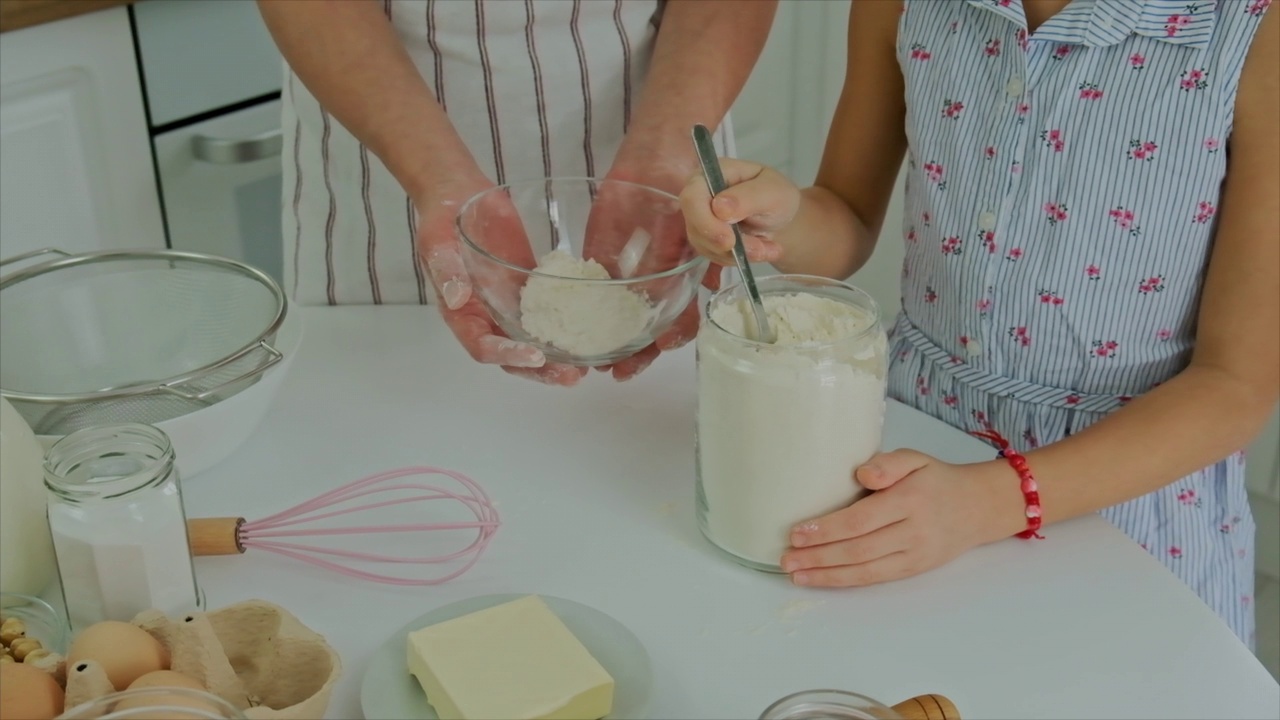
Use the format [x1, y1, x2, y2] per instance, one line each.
[454, 176, 709, 284]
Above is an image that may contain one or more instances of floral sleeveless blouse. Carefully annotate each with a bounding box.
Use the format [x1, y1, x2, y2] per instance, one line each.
[887, 0, 1271, 648]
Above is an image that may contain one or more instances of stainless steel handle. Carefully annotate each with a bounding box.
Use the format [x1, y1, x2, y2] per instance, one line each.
[191, 129, 283, 164]
[0, 247, 72, 268]
[691, 124, 776, 344]
[159, 340, 283, 401]
[0, 248, 74, 283]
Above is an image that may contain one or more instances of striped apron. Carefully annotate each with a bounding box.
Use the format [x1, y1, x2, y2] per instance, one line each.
[281, 0, 733, 306]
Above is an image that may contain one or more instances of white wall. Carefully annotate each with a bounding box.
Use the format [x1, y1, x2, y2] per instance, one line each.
[732, 0, 904, 318]
[732, 0, 1279, 580]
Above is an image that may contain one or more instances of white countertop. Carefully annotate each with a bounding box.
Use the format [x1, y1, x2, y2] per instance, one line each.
[180, 306, 1280, 720]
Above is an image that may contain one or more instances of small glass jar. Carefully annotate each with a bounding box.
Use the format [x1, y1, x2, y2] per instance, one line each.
[760, 690, 902, 720]
[0, 396, 58, 596]
[1, 592, 69, 655]
[57, 687, 247, 719]
[696, 274, 888, 572]
[44, 424, 203, 632]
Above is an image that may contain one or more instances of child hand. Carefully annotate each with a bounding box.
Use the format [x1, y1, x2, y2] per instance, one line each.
[780, 450, 1009, 587]
[678, 158, 800, 267]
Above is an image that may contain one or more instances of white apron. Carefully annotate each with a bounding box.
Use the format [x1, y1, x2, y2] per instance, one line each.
[281, 0, 735, 306]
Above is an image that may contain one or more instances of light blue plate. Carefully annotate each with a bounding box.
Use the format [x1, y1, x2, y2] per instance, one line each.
[359, 594, 653, 720]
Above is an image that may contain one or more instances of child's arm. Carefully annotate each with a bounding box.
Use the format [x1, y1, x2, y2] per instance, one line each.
[782, 9, 1279, 588]
[679, 0, 906, 279]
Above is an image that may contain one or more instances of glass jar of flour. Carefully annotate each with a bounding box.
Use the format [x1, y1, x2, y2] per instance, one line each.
[44, 424, 203, 631]
[696, 274, 888, 572]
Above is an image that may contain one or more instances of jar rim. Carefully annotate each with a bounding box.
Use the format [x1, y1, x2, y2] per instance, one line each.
[44, 423, 175, 501]
[705, 273, 883, 349]
[759, 689, 899, 720]
[58, 687, 247, 719]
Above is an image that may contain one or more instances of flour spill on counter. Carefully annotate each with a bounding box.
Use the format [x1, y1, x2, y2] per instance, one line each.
[778, 599, 825, 624]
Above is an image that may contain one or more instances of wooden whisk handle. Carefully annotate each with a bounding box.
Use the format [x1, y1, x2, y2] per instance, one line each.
[891, 695, 959, 720]
[188, 517, 246, 556]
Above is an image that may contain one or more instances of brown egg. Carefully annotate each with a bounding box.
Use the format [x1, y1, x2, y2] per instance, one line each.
[0, 662, 64, 720]
[67, 621, 169, 690]
[126, 669, 205, 692]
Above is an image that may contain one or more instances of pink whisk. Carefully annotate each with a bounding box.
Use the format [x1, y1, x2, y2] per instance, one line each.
[187, 466, 500, 586]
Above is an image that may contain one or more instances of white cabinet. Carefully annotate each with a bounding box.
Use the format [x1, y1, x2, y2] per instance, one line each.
[131, 0, 282, 127]
[0, 7, 165, 261]
[153, 99, 284, 282]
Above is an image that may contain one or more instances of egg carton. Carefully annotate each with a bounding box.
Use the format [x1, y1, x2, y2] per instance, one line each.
[31, 599, 341, 720]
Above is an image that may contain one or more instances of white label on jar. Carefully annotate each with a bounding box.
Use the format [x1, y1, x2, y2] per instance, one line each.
[698, 293, 887, 567]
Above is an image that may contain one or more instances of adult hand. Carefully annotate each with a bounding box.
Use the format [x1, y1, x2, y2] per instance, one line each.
[678, 157, 799, 267]
[582, 154, 707, 381]
[416, 173, 586, 386]
[779, 450, 1010, 587]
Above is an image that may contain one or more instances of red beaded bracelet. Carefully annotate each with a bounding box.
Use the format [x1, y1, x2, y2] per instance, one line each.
[970, 429, 1044, 540]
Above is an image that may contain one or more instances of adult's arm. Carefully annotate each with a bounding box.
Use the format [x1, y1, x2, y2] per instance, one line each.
[256, 0, 481, 199]
[257, 0, 570, 381]
[610, 0, 780, 182]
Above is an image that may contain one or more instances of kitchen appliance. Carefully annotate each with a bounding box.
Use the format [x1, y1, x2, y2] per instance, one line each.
[131, 0, 285, 283]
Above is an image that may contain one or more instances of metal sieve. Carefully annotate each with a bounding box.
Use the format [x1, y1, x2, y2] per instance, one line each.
[0, 248, 286, 435]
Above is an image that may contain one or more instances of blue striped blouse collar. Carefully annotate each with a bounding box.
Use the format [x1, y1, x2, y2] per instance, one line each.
[965, 0, 1219, 50]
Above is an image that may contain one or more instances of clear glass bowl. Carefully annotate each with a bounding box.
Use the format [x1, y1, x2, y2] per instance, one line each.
[57, 687, 247, 719]
[1, 592, 69, 655]
[456, 177, 708, 367]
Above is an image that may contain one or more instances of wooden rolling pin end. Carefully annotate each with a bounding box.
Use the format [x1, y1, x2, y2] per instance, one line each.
[892, 694, 960, 720]
[188, 517, 246, 556]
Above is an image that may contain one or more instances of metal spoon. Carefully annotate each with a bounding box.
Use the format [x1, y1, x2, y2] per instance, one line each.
[691, 124, 775, 344]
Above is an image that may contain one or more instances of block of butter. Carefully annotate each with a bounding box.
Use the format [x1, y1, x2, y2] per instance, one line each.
[406, 595, 615, 720]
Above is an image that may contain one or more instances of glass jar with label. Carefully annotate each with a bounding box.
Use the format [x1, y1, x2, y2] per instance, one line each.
[44, 424, 203, 631]
[696, 274, 888, 572]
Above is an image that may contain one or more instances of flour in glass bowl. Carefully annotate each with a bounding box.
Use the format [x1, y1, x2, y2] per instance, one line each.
[697, 291, 887, 569]
[519, 249, 656, 357]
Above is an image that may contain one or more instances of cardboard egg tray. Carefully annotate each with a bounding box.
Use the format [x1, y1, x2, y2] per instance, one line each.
[28, 599, 340, 719]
